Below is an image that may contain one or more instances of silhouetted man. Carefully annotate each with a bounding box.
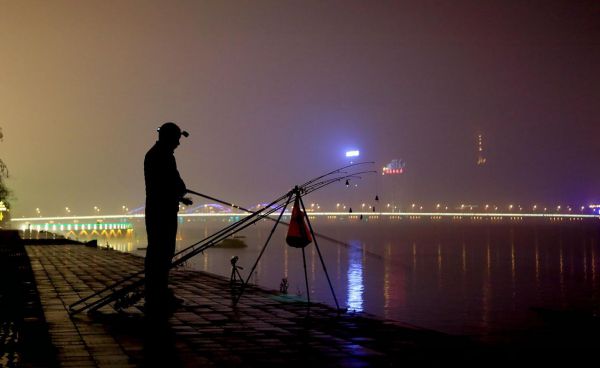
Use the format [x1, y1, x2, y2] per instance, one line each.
[144, 122, 192, 316]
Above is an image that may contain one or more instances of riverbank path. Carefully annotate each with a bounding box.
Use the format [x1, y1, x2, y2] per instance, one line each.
[20, 241, 473, 367]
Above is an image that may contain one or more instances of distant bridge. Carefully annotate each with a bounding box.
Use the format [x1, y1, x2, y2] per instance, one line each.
[11, 211, 600, 226]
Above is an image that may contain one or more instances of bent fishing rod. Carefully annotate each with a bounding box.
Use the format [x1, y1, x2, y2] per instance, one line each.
[69, 164, 375, 315]
[185, 185, 380, 255]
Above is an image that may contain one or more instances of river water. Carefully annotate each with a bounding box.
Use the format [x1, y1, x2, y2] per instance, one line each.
[98, 217, 599, 341]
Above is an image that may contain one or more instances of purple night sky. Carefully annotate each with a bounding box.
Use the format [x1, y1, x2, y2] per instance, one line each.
[1, 0, 599, 217]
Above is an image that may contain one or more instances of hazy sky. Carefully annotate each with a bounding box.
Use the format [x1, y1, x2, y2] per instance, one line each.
[1, 0, 599, 217]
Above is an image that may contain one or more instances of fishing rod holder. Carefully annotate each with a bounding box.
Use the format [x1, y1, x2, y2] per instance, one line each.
[230, 256, 244, 286]
[230, 186, 342, 314]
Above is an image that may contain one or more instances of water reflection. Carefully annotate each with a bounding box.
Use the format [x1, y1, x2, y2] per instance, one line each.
[383, 243, 391, 315]
[347, 242, 364, 312]
[58, 219, 600, 339]
[481, 241, 491, 333]
[535, 238, 540, 284]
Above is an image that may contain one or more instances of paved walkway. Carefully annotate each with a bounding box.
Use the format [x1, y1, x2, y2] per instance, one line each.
[0, 231, 56, 367]
[26, 244, 474, 367]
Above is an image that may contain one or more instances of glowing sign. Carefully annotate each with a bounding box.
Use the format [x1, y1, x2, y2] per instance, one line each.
[382, 159, 406, 175]
[345, 150, 360, 158]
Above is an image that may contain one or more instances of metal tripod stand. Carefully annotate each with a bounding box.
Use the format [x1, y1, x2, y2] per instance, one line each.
[232, 187, 341, 312]
[229, 256, 244, 285]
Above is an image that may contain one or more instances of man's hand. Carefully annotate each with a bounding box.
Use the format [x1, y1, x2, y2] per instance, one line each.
[181, 197, 193, 206]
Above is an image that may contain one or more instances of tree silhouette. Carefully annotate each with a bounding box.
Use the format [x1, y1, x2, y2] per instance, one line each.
[0, 127, 10, 209]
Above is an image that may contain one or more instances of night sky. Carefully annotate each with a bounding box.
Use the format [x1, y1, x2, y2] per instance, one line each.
[1, 0, 599, 217]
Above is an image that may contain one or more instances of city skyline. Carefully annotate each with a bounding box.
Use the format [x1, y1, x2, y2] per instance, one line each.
[1, 0, 599, 217]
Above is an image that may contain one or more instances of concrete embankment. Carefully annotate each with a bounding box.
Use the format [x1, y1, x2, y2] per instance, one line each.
[0, 229, 481, 367]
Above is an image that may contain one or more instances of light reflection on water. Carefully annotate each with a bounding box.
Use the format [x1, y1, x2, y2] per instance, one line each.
[347, 242, 364, 312]
[75, 218, 600, 340]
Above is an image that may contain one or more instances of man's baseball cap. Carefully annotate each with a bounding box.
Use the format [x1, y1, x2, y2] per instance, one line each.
[157, 122, 189, 138]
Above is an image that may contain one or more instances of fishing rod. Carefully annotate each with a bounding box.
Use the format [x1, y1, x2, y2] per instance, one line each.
[299, 161, 375, 189]
[69, 164, 375, 315]
[184, 173, 381, 258]
[163, 165, 378, 264]
[69, 187, 295, 315]
[170, 170, 381, 266]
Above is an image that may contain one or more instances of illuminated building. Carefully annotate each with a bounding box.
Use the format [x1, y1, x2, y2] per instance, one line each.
[382, 159, 405, 175]
[476, 133, 486, 166]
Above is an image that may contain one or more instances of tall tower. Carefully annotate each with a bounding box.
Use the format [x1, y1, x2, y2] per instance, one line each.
[476, 133, 486, 166]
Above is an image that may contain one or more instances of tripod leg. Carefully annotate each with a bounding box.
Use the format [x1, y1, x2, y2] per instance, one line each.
[233, 192, 294, 306]
[301, 247, 310, 307]
[234, 268, 244, 284]
[298, 195, 341, 311]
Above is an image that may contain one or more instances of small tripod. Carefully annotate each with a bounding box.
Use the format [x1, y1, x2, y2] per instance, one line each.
[230, 256, 244, 285]
[232, 187, 340, 312]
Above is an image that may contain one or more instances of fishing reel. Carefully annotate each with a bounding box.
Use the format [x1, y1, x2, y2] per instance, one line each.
[113, 289, 145, 311]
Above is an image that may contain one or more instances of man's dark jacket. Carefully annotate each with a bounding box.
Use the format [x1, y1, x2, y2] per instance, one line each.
[144, 141, 186, 215]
